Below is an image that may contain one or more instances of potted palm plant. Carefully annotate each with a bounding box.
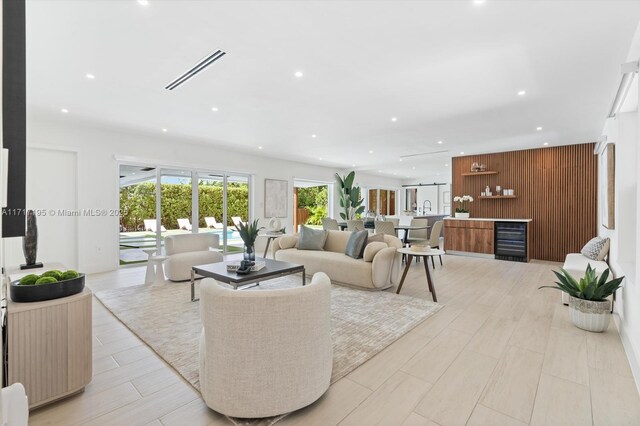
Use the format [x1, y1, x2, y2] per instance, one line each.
[539, 265, 623, 332]
[235, 219, 263, 261]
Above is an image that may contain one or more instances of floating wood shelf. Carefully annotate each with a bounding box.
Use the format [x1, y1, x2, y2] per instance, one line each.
[479, 195, 517, 199]
[461, 171, 499, 176]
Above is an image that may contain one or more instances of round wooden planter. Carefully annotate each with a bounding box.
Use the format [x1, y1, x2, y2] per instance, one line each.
[568, 296, 611, 332]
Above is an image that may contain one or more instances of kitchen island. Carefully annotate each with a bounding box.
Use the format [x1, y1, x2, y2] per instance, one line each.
[444, 217, 532, 262]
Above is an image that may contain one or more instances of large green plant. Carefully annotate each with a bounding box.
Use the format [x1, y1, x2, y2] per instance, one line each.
[538, 265, 623, 301]
[235, 219, 262, 247]
[335, 171, 365, 220]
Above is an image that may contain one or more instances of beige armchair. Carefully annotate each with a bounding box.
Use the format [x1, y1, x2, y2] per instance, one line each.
[164, 233, 223, 281]
[199, 273, 333, 418]
[429, 220, 444, 267]
[375, 220, 396, 236]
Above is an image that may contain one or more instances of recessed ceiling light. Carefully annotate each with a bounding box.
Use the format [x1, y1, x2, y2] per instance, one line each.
[473, 0, 486, 4]
[412, 166, 416, 170]
[258, 146, 263, 150]
[318, 157, 323, 161]
[399, 158, 403, 162]
[211, 107, 219, 112]
[460, 151, 465, 155]
[85, 73, 95, 80]
[369, 150, 374, 154]
[294, 71, 303, 78]
[391, 117, 398, 122]
[543, 142, 549, 146]
[378, 170, 382, 173]
[437, 140, 443, 144]
[351, 164, 356, 167]
[536, 126, 542, 131]
[444, 163, 449, 166]
[61, 108, 68, 113]
[162, 128, 168, 132]
[311, 134, 317, 138]
[393, 172, 397, 175]
[137, 0, 149, 5]
[517, 90, 526, 96]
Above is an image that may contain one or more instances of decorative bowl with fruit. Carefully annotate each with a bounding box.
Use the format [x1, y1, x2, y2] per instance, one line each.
[10, 269, 85, 303]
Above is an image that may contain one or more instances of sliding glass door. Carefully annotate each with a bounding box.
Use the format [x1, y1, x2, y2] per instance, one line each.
[118, 163, 250, 266]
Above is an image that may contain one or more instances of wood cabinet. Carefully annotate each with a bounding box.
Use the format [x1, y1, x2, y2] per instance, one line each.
[444, 220, 494, 255]
[6, 286, 92, 409]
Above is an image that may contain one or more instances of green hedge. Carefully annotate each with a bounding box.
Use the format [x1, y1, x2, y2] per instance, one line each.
[120, 182, 248, 232]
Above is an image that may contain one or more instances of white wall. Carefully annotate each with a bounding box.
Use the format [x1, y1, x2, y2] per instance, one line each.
[4, 115, 402, 273]
[600, 100, 640, 392]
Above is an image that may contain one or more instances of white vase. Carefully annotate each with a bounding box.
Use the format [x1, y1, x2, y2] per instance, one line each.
[455, 212, 470, 218]
[568, 296, 611, 332]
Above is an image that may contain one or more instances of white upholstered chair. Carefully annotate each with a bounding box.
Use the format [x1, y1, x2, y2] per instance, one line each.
[199, 273, 333, 418]
[375, 220, 396, 236]
[346, 220, 365, 232]
[164, 233, 223, 281]
[322, 218, 340, 231]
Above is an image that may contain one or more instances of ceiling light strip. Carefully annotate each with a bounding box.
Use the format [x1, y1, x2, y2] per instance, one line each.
[165, 50, 226, 90]
[399, 150, 449, 159]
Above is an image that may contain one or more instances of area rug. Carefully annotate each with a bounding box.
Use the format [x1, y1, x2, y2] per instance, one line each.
[95, 277, 442, 425]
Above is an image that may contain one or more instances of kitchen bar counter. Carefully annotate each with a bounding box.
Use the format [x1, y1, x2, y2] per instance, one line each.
[444, 218, 531, 262]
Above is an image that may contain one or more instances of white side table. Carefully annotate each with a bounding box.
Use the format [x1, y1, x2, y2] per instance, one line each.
[396, 248, 445, 302]
[148, 255, 169, 285]
[143, 249, 157, 284]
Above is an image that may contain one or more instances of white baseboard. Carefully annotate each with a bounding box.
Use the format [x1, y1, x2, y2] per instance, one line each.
[613, 312, 640, 395]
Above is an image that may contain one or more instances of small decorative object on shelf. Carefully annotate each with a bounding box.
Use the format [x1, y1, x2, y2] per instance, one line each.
[484, 185, 492, 197]
[236, 219, 263, 261]
[538, 265, 623, 332]
[471, 162, 480, 172]
[453, 195, 473, 218]
[479, 164, 487, 171]
[21, 210, 43, 270]
[496, 185, 502, 195]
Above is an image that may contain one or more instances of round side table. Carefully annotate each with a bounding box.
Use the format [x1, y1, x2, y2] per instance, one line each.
[148, 255, 169, 285]
[396, 248, 445, 302]
[142, 249, 157, 284]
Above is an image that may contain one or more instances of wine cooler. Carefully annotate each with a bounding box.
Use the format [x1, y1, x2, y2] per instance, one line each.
[495, 221, 528, 262]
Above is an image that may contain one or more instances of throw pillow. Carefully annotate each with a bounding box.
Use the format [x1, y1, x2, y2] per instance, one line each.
[278, 235, 298, 250]
[363, 242, 388, 262]
[581, 237, 609, 261]
[596, 237, 610, 261]
[345, 230, 368, 259]
[297, 226, 328, 251]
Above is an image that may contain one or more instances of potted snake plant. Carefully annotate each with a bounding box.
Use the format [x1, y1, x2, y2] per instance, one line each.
[539, 265, 623, 332]
[235, 219, 263, 261]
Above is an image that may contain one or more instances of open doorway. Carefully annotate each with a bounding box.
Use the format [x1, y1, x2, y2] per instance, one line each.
[293, 180, 332, 231]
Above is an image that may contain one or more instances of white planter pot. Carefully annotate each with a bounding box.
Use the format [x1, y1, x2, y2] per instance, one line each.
[455, 212, 470, 218]
[568, 296, 611, 332]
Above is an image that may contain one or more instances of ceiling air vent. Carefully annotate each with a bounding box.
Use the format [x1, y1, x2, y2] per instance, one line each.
[165, 49, 227, 90]
[140, 167, 156, 172]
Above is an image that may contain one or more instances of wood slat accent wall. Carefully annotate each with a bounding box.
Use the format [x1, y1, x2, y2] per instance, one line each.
[451, 143, 597, 262]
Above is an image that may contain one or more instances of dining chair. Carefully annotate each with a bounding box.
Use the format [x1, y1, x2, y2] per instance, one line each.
[407, 219, 429, 243]
[374, 221, 395, 236]
[429, 220, 444, 267]
[346, 220, 365, 232]
[321, 218, 339, 231]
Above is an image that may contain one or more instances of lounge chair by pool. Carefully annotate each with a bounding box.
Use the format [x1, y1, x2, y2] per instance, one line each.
[205, 217, 224, 229]
[144, 219, 167, 233]
[178, 218, 193, 231]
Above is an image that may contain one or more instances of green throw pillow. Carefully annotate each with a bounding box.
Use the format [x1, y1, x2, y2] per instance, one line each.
[345, 230, 368, 259]
[298, 226, 328, 251]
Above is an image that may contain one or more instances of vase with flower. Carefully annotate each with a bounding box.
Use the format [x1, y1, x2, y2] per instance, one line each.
[453, 195, 474, 218]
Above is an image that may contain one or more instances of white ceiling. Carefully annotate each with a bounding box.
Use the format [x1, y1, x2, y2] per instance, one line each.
[26, 0, 640, 181]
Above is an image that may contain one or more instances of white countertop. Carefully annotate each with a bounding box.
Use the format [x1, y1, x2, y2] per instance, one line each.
[444, 217, 532, 222]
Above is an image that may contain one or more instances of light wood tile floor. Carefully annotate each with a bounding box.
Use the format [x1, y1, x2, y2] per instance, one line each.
[29, 255, 640, 426]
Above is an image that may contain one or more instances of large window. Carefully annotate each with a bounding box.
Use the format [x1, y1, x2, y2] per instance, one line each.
[118, 164, 250, 265]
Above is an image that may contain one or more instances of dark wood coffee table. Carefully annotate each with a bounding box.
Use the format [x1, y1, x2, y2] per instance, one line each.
[190, 258, 305, 301]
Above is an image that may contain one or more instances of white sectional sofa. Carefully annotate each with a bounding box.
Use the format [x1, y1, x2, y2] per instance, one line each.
[272, 230, 402, 290]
